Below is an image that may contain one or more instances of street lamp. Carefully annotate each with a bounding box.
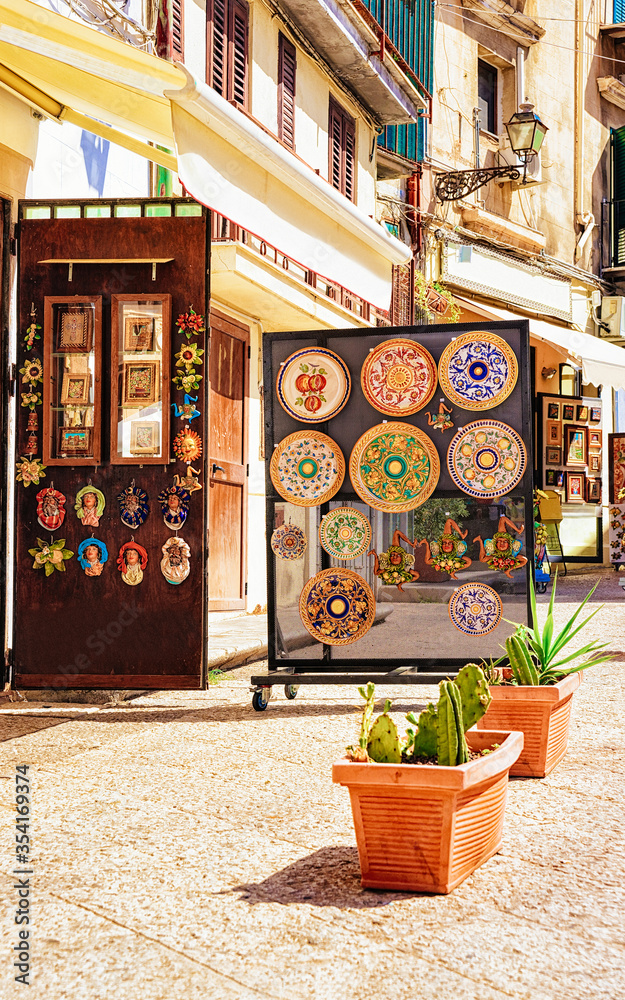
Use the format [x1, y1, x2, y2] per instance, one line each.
[434, 102, 548, 202]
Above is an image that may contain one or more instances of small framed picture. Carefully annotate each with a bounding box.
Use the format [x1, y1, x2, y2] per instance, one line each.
[60, 372, 91, 406]
[547, 402, 560, 420]
[57, 306, 93, 353]
[124, 314, 154, 352]
[562, 404, 575, 421]
[576, 404, 589, 422]
[589, 430, 601, 448]
[546, 446, 562, 466]
[130, 420, 160, 455]
[565, 425, 588, 467]
[556, 471, 564, 486]
[545, 470, 557, 486]
[546, 420, 562, 446]
[590, 406, 602, 422]
[566, 471, 586, 503]
[57, 426, 91, 455]
[589, 452, 602, 473]
[122, 361, 159, 406]
[586, 478, 602, 503]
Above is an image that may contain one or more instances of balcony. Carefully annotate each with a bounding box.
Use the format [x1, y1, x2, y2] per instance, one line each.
[460, 0, 545, 45]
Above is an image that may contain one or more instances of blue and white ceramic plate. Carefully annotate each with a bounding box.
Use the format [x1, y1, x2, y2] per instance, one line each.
[447, 420, 526, 499]
[299, 568, 376, 646]
[448, 583, 502, 636]
[438, 332, 518, 411]
[270, 431, 345, 507]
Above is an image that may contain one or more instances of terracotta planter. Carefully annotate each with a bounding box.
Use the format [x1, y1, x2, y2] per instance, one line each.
[332, 729, 523, 894]
[476, 672, 583, 778]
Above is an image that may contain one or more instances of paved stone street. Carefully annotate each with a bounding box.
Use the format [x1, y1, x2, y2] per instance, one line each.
[1, 569, 624, 1000]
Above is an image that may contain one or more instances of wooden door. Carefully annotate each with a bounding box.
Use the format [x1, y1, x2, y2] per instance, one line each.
[0, 199, 9, 685]
[208, 310, 248, 610]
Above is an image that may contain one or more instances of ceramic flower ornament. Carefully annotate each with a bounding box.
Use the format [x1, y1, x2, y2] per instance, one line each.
[16, 457, 46, 487]
[20, 358, 43, 385]
[175, 343, 204, 371]
[21, 390, 42, 411]
[175, 306, 205, 340]
[29, 537, 74, 576]
[173, 370, 202, 392]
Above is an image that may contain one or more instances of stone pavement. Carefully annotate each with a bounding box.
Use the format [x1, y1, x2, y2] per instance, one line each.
[0, 568, 624, 999]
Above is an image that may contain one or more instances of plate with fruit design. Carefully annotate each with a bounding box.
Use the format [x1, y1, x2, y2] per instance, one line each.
[276, 347, 351, 423]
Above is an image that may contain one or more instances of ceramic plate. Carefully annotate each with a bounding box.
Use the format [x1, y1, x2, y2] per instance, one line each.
[361, 338, 437, 416]
[319, 507, 372, 560]
[349, 422, 440, 512]
[447, 420, 526, 499]
[276, 347, 351, 423]
[270, 523, 307, 560]
[448, 583, 503, 636]
[299, 568, 376, 646]
[270, 431, 345, 506]
[438, 332, 518, 410]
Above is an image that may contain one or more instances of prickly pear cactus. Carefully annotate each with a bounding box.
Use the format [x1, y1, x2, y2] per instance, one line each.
[407, 704, 438, 759]
[454, 663, 492, 730]
[437, 680, 469, 766]
[367, 703, 402, 763]
[357, 682, 376, 749]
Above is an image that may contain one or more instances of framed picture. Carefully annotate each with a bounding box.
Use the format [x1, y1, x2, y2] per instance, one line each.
[589, 452, 602, 473]
[556, 471, 564, 486]
[565, 425, 588, 467]
[546, 420, 562, 446]
[60, 372, 91, 406]
[588, 430, 601, 449]
[57, 306, 93, 353]
[546, 446, 562, 466]
[590, 406, 602, 423]
[576, 404, 589, 422]
[566, 471, 586, 503]
[562, 404, 575, 421]
[130, 420, 160, 455]
[586, 478, 602, 503]
[122, 361, 159, 406]
[124, 314, 154, 352]
[609, 432, 625, 503]
[57, 426, 91, 455]
[545, 470, 556, 486]
[547, 402, 560, 420]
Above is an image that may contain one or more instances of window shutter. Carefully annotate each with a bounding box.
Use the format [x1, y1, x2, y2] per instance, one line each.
[615, 0, 625, 23]
[172, 0, 184, 59]
[612, 126, 625, 265]
[329, 102, 343, 192]
[343, 118, 356, 203]
[329, 99, 356, 202]
[278, 35, 297, 149]
[230, 0, 248, 106]
[207, 0, 228, 97]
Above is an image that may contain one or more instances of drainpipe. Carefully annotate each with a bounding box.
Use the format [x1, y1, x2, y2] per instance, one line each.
[574, 0, 585, 246]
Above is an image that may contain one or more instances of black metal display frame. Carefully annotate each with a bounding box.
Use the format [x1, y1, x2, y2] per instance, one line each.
[251, 320, 534, 708]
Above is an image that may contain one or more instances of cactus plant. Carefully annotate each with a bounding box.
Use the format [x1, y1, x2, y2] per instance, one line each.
[366, 701, 402, 763]
[406, 704, 437, 759]
[455, 662, 492, 729]
[438, 680, 469, 766]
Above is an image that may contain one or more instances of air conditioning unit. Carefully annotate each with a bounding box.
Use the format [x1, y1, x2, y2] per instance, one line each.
[496, 134, 543, 187]
[600, 296, 625, 340]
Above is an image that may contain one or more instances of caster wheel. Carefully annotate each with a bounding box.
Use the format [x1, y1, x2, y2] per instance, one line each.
[284, 684, 299, 700]
[252, 691, 268, 712]
[536, 583, 547, 594]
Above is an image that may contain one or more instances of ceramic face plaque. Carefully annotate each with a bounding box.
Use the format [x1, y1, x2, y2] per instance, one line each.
[318, 507, 372, 560]
[438, 332, 518, 411]
[271, 523, 307, 560]
[270, 431, 345, 506]
[299, 568, 375, 646]
[447, 420, 526, 499]
[349, 422, 440, 513]
[448, 583, 502, 636]
[276, 347, 351, 423]
[360, 339, 437, 416]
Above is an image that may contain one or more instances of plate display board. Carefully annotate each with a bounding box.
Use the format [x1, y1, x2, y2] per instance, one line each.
[256, 321, 533, 691]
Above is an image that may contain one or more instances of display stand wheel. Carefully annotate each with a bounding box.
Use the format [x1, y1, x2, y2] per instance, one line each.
[251, 687, 272, 712]
[536, 582, 547, 594]
[284, 684, 299, 700]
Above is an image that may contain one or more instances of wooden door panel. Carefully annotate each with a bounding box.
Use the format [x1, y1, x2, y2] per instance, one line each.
[209, 481, 244, 607]
[210, 328, 245, 465]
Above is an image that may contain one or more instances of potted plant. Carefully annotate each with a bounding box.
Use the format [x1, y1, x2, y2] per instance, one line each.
[333, 665, 523, 894]
[476, 574, 608, 777]
[414, 271, 461, 323]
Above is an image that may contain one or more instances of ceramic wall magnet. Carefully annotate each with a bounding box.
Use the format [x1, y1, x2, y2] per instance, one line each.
[318, 507, 372, 560]
[349, 422, 440, 513]
[270, 431, 345, 506]
[448, 583, 503, 636]
[438, 332, 518, 411]
[117, 483, 150, 529]
[271, 523, 307, 560]
[16, 457, 46, 487]
[299, 568, 376, 646]
[74, 486, 106, 527]
[161, 536, 191, 584]
[447, 420, 526, 499]
[171, 393, 201, 422]
[77, 538, 109, 577]
[36, 487, 67, 531]
[420, 519, 472, 579]
[367, 530, 419, 591]
[360, 339, 437, 416]
[473, 516, 528, 579]
[172, 427, 203, 464]
[173, 466, 202, 494]
[29, 537, 73, 576]
[426, 400, 454, 433]
[158, 485, 190, 529]
[276, 347, 351, 422]
[117, 541, 148, 586]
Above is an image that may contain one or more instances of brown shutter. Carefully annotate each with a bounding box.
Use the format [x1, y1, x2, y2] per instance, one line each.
[343, 117, 356, 203]
[278, 34, 296, 149]
[172, 0, 184, 59]
[207, 0, 227, 97]
[329, 100, 343, 191]
[230, 0, 249, 107]
[329, 98, 356, 201]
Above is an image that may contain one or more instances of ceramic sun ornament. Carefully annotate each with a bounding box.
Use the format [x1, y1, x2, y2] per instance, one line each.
[367, 530, 419, 592]
[77, 538, 109, 577]
[173, 427, 203, 464]
[158, 485, 190, 529]
[36, 487, 67, 531]
[419, 519, 472, 580]
[117, 541, 148, 586]
[74, 486, 106, 527]
[473, 516, 528, 579]
[29, 537, 74, 576]
[117, 483, 150, 529]
[161, 536, 191, 584]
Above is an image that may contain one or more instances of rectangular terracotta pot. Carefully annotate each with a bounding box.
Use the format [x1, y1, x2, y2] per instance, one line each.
[475, 672, 583, 777]
[332, 730, 523, 894]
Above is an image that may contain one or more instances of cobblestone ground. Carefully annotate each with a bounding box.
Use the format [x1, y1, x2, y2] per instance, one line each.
[0, 569, 623, 1000]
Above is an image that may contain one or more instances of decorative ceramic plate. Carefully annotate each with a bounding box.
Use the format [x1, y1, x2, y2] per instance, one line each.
[270, 523, 307, 560]
[299, 568, 376, 646]
[270, 431, 345, 506]
[318, 507, 372, 560]
[438, 332, 518, 410]
[349, 422, 440, 512]
[361, 339, 437, 416]
[276, 347, 351, 423]
[448, 583, 503, 636]
[447, 420, 526, 499]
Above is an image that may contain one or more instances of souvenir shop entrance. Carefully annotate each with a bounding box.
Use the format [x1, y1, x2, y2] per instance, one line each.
[12, 199, 211, 690]
[1, 198, 10, 687]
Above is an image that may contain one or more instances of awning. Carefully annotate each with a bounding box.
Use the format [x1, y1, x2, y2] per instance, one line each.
[0, 0, 410, 308]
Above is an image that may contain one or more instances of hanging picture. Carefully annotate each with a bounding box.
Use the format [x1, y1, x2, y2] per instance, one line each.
[547, 402, 560, 419]
[609, 433, 625, 502]
[566, 471, 585, 503]
[556, 471, 564, 486]
[117, 541, 148, 586]
[588, 430, 601, 449]
[576, 404, 589, 422]
[124, 314, 154, 352]
[158, 485, 190, 529]
[61, 372, 91, 406]
[564, 425, 588, 467]
[546, 470, 556, 486]
[160, 537, 191, 584]
[122, 361, 159, 406]
[58, 427, 91, 456]
[36, 487, 66, 531]
[586, 479, 601, 504]
[590, 406, 602, 422]
[546, 420, 562, 446]
[589, 452, 601, 473]
[545, 446, 561, 466]
[74, 486, 106, 527]
[130, 421, 160, 456]
[117, 483, 149, 528]
[562, 404, 575, 421]
[57, 306, 93, 352]
[77, 538, 109, 577]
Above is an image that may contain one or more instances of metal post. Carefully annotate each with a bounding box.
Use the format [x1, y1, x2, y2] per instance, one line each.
[473, 107, 481, 170]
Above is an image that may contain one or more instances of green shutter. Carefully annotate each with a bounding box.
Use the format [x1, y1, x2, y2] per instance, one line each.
[615, 0, 625, 23]
[612, 126, 625, 264]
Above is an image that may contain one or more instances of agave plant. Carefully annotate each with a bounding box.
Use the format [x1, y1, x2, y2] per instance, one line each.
[505, 572, 609, 685]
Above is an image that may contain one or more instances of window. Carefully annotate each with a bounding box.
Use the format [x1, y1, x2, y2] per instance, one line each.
[207, 0, 249, 107]
[278, 34, 296, 149]
[611, 125, 625, 266]
[329, 98, 356, 202]
[172, 0, 184, 59]
[478, 59, 497, 135]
